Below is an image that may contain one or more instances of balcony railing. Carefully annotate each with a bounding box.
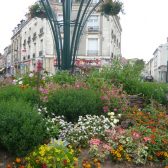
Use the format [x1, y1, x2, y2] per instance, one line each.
[87, 26, 99, 32]
[87, 50, 98, 56]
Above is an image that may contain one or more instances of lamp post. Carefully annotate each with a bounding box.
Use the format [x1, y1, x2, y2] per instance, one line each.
[40, 0, 103, 71]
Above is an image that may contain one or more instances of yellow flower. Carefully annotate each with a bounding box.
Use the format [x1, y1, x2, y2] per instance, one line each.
[70, 149, 74, 154]
[15, 157, 21, 163]
[116, 153, 121, 158]
[118, 145, 123, 151]
[164, 152, 168, 158]
[93, 158, 98, 163]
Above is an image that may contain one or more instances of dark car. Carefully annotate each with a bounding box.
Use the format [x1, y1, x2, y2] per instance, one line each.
[144, 75, 153, 82]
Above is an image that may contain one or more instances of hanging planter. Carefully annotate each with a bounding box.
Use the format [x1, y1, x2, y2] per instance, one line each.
[100, 0, 123, 16]
[29, 3, 46, 18]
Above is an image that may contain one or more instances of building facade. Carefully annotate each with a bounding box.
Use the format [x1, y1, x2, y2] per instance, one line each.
[4, 45, 12, 75]
[145, 39, 168, 82]
[20, 17, 55, 74]
[52, 0, 122, 67]
[10, 0, 122, 75]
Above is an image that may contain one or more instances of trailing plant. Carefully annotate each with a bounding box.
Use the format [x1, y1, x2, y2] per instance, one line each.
[99, 0, 123, 16]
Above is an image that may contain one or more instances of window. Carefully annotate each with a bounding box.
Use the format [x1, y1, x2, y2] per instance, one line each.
[32, 33, 37, 41]
[87, 15, 99, 31]
[27, 36, 31, 44]
[92, 0, 99, 3]
[39, 27, 44, 37]
[87, 38, 98, 55]
[57, 14, 63, 24]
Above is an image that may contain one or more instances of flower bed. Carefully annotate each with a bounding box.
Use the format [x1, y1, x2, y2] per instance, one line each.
[0, 71, 168, 168]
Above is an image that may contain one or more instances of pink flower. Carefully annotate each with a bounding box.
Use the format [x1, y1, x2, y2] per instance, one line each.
[114, 108, 118, 112]
[89, 138, 101, 146]
[117, 127, 125, 135]
[143, 137, 151, 142]
[103, 144, 111, 151]
[101, 96, 109, 101]
[132, 131, 141, 139]
[103, 106, 109, 113]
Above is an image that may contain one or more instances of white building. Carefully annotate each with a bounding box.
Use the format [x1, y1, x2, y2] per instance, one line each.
[4, 45, 12, 75]
[146, 39, 168, 82]
[20, 17, 55, 74]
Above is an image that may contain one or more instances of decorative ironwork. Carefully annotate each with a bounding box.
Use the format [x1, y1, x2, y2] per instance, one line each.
[39, 0, 122, 70]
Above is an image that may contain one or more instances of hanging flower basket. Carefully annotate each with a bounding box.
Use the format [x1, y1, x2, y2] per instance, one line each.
[100, 0, 123, 16]
[29, 3, 46, 19]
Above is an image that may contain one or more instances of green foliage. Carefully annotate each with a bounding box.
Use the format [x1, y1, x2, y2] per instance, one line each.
[134, 59, 145, 72]
[46, 88, 103, 122]
[52, 71, 76, 85]
[99, 0, 123, 16]
[133, 82, 168, 105]
[25, 141, 77, 168]
[0, 99, 48, 156]
[21, 72, 46, 88]
[90, 60, 168, 105]
[0, 85, 39, 105]
[29, 2, 46, 18]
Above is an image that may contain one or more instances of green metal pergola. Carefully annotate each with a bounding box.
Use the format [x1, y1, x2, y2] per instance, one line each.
[40, 0, 103, 71]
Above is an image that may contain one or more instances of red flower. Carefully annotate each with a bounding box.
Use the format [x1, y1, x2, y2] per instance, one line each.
[63, 159, 67, 166]
[42, 163, 47, 168]
[143, 136, 151, 142]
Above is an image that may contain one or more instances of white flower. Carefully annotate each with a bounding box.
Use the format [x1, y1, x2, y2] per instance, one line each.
[29, 73, 34, 77]
[118, 114, 122, 117]
[113, 118, 119, 124]
[18, 81, 23, 85]
[108, 112, 114, 116]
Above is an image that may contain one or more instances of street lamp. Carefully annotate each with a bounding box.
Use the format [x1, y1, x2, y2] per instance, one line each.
[40, 0, 103, 71]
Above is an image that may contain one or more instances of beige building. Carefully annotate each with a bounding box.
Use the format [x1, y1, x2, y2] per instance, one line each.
[52, 0, 122, 67]
[20, 17, 55, 74]
[11, 0, 122, 74]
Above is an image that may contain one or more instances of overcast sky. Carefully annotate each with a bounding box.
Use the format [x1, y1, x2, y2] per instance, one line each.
[1, 0, 168, 62]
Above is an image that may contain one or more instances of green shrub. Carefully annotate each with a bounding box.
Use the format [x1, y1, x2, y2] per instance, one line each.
[52, 71, 76, 85]
[46, 88, 102, 122]
[0, 99, 48, 156]
[0, 85, 39, 105]
[134, 82, 168, 105]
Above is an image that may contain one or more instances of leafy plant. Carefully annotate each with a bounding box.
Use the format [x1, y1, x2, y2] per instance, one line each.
[0, 99, 48, 156]
[46, 88, 103, 122]
[0, 85, 39, 105]
[99, 0, 123, 16]
[52, 71, 76, 85]
[25, 140, 78, 168]
[29, 2, 46, 18]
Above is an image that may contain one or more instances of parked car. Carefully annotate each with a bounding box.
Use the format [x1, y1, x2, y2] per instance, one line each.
[144, 75, 153, 82]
